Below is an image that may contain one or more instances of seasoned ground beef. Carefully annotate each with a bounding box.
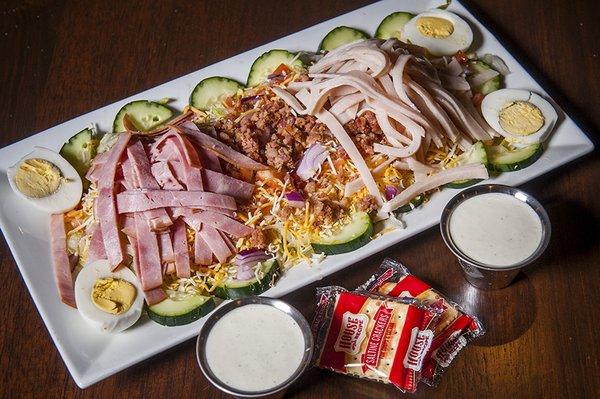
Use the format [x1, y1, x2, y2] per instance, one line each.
[248, 228, 269, 248]
[344, 111, 384, 156]
[356, 194, 378, 214]
[214, 94, 330, 172]
[310, 198, 341, 227]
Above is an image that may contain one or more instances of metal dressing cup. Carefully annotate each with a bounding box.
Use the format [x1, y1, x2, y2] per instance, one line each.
[440, 184, 551, 290]
[196, 297, 314, 398]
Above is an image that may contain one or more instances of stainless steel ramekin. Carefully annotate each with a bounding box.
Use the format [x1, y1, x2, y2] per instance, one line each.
[440, 184, 551, 290]
[196, 296, 313, 397]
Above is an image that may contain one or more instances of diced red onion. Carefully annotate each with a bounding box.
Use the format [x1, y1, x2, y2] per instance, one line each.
[235, 249, 270, 266]
[234, 249, 270, 280]
[468, 69, 499, 87]
[285, 191, 305, 208]
[296, 143, 329, 181]
[446, 57, 464, 76]
[235, 263, 255, 280]
[385, 186, 398, 200]
[481, 54, 511, 76]
[237, 248, 266, 259]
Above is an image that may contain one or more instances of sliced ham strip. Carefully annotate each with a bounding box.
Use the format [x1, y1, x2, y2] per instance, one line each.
[121, 216, 136, 238]
[151, 161, 184, 190]
[381, 163, 489, 213]
[219, 230, 236, 252]
[156, 132, 204, 190]
[179, 121, 222, 172]
[134, 213, 163, 290]
[127, 141, 173, 230]
[194, 232, 213, 265]
[85, 163, 102, 182]
[184, 211, 252, 238]
[97, 132, 131, 268]
[169, 206, 194, 219]
[177, 125, 268, 170]
[50, 214, 76, 308]
[116, 190, 237, 212]
[127, 141, 160, 189]
[203, 169, 254, 201]
[127, 236, 167, 305]
[196, 206, 236, 218]
[172, 219, 191, 278]
[162, 263, 176, 276]
[198, 225, 232, 264]
[87, 223, 107, 264]
[158, 232, 175, 263]
[143, 287, 168, 306]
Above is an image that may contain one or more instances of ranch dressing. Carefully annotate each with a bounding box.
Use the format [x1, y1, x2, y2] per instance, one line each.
[449, 193, 543, 268]
[205, 304, 305, 392]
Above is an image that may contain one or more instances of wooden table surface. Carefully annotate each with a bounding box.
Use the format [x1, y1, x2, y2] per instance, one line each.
[1, 0, 598, 398]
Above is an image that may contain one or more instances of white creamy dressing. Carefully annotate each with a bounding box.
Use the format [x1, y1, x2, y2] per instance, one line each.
[449, 193, 543, 268]
[205, 304, 305, 392]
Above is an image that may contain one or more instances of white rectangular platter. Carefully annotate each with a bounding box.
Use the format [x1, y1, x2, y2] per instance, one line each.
[0, 0, 593, 389]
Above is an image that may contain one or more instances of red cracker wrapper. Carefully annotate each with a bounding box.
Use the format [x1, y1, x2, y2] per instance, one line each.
[311, 286, 442, 393]
[357, 258, 485, 386]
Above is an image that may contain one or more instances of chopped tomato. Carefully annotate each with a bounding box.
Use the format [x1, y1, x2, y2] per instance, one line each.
[454, 50, 469, 65]
[472, 92, 485, 107]
[272, 63, 291, 76]
[223, 96, 237, 108]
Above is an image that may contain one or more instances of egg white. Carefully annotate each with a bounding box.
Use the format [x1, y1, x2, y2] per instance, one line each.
[402, 9, 473, 56]
[74, 259, 144, 333]
[481, 89, 558, 146]
[6, 147, 83, 214]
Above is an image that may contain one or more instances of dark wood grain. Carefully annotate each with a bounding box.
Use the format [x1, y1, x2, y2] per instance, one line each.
[1, 1, 598, 398]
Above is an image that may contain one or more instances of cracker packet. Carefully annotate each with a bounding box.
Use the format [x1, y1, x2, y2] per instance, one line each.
[357, 258, 485, 386]
[311, 286, 441, 393]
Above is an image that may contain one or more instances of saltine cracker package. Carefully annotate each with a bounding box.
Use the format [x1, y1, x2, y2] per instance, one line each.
[358, 258, 485, 385]
[311, 286, 441, 393]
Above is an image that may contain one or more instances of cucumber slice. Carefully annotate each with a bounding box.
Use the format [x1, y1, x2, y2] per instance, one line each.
[375, 12, 415, 39]
[394, 194, 425, 214]
[469, 60, 501, 95]
[214, 259, 280, 300]
[247, 49, 304, 87]
[147, 294, 215, 327]
[311, 211, 373, 255]
[318, 26, 369, 52]
[113, 100, 174, 133]
[190, 76, 244, 111]
[486, 142, 543, 172]
[59, 128, 98, 186]
[445, 141, 488, 188]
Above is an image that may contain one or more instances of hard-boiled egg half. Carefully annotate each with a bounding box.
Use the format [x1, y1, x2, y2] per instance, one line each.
[402, 9, 473, 56]
[7, 147, 82, 214]
[481, 89, 558, 146]
[75, 259, 144, 333]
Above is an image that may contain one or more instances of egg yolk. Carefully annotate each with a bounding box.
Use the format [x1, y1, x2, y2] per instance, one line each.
[91, 278, 136, 315]
[416, 16, 454, 39]
[499, 101, 545, 135]
[14, 158, 62, 198]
